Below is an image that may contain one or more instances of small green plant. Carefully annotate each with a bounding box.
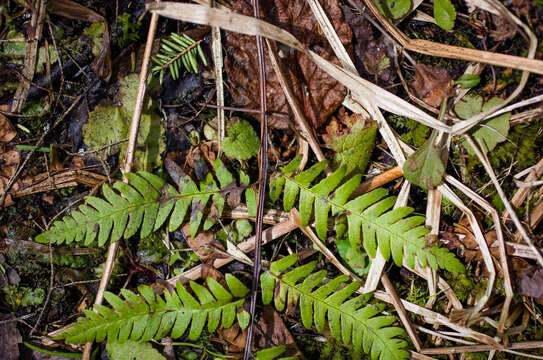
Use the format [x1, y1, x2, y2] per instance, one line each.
[152, 33, 207, 83]
[223, 119, 260, 160]
[434, 0, 456, 30]
[113, 13, 141, 48]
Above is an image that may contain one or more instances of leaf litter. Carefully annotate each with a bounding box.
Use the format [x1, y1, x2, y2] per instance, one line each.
[2, 0, 543, 359]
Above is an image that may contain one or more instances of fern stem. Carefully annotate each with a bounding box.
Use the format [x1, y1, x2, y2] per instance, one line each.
[159, 39, 203, 71]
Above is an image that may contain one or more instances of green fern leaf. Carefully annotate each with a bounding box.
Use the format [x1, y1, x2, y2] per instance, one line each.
[261, 254, 409, 360]
[270, 158, 464, 273]
[152, 33, 207, 83]
[58, 275, 250, 344]
[255, 345, 299, 360]
[36, 160, 250, 245]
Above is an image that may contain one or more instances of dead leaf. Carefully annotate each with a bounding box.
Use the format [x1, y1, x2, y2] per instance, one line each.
[444, 220, 529, 277]
[219, 305, 303, 358]
[411, 64, 455, 107]
[342, 5, 396, 84]
[182, 224, 226, 262]
[0, 114, 17, 143]
[519, 267, 543, 300]
[0, 314, 22, 360]
[490, 14, 517, 41]
[224, 0, 352, 129]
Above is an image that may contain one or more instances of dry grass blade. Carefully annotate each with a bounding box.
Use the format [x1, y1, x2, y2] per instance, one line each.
[359, 0, 543, 75]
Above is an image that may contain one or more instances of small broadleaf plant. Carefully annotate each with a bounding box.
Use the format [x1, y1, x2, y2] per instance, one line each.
[269, 157, 464, 273]
[152, 33, 207, 83]
[36, 159, 255, 246]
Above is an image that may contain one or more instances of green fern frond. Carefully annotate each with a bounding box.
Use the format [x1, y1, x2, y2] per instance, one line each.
[261, 254, 409, 360]
[36, 159, 254, 246]
[58, 274, 250, 344]
[269, 157, 464, 273]
[152, 33, 207, 83]
[255, 345, 298, 360]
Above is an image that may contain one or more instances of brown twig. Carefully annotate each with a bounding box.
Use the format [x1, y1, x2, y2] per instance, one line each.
[80, 4, 160, 360]
[243, 0, 267, 358]
[0, 95, 82, 207]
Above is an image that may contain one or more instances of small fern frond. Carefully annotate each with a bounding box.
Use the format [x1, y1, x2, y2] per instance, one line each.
[152, 33, 207, 83]
[58, 274, 250, 344]
[261, 254, 409, 360]
[36, 159, 254, 245]
[269, 157, 464, 273]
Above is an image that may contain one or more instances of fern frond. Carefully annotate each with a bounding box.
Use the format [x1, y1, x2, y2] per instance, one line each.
[36, 159, 254, 245]
[261, 254, 409, 360]
[152, 33, 207, 83]
[58, 274, 250, 344]
[269, 157, 464, 273]
[255, 345, 298, 360]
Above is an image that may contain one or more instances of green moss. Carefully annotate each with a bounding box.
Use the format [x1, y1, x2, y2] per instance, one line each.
[488, 120, 543, 171]
[388, 115, 430, 148]
[297, 336, 353, 360]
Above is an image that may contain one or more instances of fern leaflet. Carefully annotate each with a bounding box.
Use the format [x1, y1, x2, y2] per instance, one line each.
[261, 254, 409, 360]
[36, 159, 254, 246]
[152, 33, 207, 83]
[58, 274, 250, 344]
[269, 157, 464, 273]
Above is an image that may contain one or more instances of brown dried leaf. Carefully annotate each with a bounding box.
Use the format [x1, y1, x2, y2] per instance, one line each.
[224, 0, 352, 129]
[490, 14, 517, 41]
[0, 114, 17, 143]
[446, 221, 529, 277]
[411, 64, 454, 107]
[182, 224, 225, 262]
[218, 306, 303, 358]
[0, 314, 22, 360]
[519, 267, 543, 300]
[342, 6, 396, 84]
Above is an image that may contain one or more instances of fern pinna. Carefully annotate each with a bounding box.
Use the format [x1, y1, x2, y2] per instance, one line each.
[59, 274, 250, 344]
[36, 159, 255, 246]
[270, 157, 464, 273]
[261, 254, 409, 360]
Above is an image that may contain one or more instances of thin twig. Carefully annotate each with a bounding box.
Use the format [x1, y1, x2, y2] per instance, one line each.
[80, 4, 160, 359]
[0, 95, 82, 207]
[243, 0, 267, 357]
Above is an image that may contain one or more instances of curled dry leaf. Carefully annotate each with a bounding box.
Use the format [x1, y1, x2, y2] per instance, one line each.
[411, 64, 455, 107]
[342, 5, 396, 84]
[224, 0, 352, 129]
[182, 224, 226, 263]
[519, 267, 543, 300]
[443, 221, 529, 277]
[0, 114, 20, 207]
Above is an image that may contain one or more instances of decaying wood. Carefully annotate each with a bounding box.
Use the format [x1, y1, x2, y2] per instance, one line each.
[12, 170, 107, 198]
